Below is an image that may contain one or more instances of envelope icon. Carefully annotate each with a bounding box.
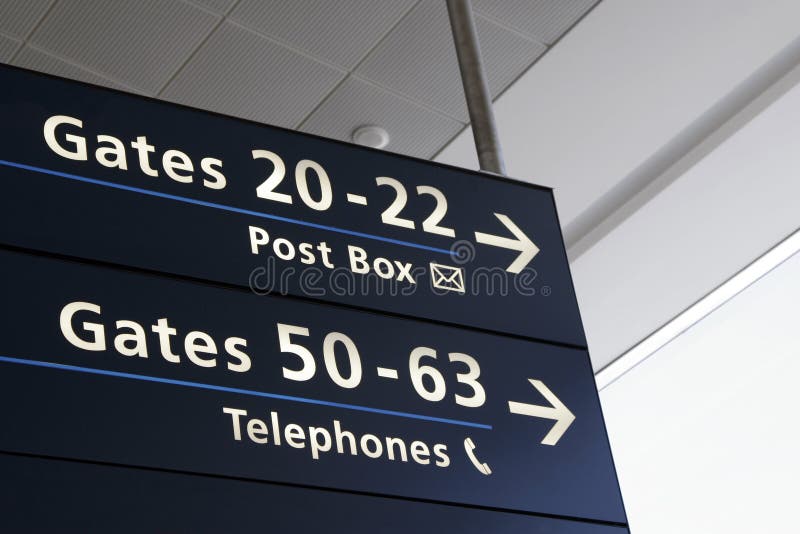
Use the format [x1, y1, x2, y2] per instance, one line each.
[430, 263, 465, 293]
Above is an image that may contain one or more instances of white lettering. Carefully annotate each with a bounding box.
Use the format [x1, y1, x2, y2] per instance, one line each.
[162, 149, 194, 183]
[60, 301, 105, 351]
[44, 115, 87, 161]
[184, 330, 217, 368]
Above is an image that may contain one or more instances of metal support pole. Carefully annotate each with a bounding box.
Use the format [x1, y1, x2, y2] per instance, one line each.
[446, 0, 506, 175]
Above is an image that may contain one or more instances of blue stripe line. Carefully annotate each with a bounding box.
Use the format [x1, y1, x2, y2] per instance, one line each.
[0, 355, 492, 430]
[0, 159, 454, 256]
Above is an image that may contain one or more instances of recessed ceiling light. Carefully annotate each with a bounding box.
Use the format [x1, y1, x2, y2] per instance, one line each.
[352, 125, 389, 149]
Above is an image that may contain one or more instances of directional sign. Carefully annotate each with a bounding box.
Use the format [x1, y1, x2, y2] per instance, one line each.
[474, 213, 541, 274]
[509, 379, 576, 446]
[0, 64, 626, 531]
[0, 249, 625, 524]
[0, 64, 585, 346]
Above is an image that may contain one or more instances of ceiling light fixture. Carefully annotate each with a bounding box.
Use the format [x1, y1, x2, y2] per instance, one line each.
[352, 125, 389, 149]
[596, 226, 800, 391]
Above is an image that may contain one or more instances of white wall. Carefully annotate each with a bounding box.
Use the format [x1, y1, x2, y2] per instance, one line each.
[600, 250, 800, 532]
[594, 42, 800, 532]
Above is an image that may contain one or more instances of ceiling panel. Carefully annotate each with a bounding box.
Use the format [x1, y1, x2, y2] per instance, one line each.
[356, 1, 545, 121]
[301, 76, 464, 159]
[28, 0, 219, 93]
[0, 0, 585, 170]
[0, 34, 20, 62]
[230, 0, 417, 69]
[13, 45, 138, 92]
[163, 21, 345, 128]
[475, 13, 549, 99]
[473, 0, 597, 45]
[0, 0, 52, 40]
[189, 0, 237, 14]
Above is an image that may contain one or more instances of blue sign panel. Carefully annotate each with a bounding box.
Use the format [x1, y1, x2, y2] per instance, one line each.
[0, 454, 629, 533]
[0, 65, 626, 531]
[0, 249, 624, 523]
[0, 64, 584, 346]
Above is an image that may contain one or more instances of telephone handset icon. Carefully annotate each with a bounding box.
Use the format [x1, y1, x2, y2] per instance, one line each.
[464, 437, 492, 476]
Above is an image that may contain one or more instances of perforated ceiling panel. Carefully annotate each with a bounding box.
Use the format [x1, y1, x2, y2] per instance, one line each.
[191, 0, 237, 14]
[0, 0, 597, 159]
[355, 1, 546, 121]
[162, 21, 345, 128]
[301, 76, 463, 158]
[29, 0, 219, 93]
[0, 34, 19, 62]
[14, 45, 137, 92]
[473, 0, 598, 45]
[0, 0, 52, 39]
[230, 0, 416, 69]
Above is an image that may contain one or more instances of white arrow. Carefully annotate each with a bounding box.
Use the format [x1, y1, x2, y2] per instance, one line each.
[508, 379, 575, 446]
[474, 213, 540, 274]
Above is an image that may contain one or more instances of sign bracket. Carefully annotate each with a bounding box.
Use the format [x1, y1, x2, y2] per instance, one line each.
[446, 0, 507, 175]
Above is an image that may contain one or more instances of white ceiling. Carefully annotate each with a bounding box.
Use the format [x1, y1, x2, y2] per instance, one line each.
[437, 0, 800, 370]
[0, 0, 596, 160]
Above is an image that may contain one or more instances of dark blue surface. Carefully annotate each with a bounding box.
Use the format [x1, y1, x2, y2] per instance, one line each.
[0, 64, 585, 346]
[0, 64, 626, 531]
[0, 453, 629, 533]
[0, 249, 625, 523]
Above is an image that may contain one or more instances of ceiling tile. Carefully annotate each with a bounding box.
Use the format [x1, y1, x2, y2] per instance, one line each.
[301, 76, 464, 159]
[12, 46, 141, 93]
[162, 21, 345, 128]
[473, 0, 597, 45]
[230, 0, 416, 69]
[475, 14, 548, 97]
[356, 2, 545, 121]
[189, 0, 237, 14]
[0, 0, 53, 40]
[0, 35, 21, 62]
[29, 0, 219, 93]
